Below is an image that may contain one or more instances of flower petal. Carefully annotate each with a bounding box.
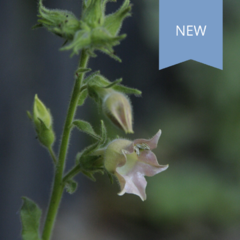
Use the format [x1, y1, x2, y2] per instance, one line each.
[137, 150, 168, 176]
[123, 142, 134, 154]
[133, 129, 161, 150]
[116, 171, 147, 201]
[132, 173, 147, 201]
[115, 172, 126, 194]
[138, 150, 159, 166]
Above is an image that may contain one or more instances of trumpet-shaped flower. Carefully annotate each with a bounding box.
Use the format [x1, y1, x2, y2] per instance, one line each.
[104, 130, 168, 200]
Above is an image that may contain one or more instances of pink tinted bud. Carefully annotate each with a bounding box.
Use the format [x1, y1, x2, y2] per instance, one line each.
[103, 91, 133, 134]
[104, 130, 168, 201]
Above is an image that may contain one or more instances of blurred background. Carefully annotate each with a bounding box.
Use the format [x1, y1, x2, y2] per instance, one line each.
[1, 0, 240, 239]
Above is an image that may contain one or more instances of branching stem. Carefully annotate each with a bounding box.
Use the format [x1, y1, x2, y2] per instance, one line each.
[62, 165, 82, 184]
[42, 49, 89, 240]
[48, 147, 57, 165]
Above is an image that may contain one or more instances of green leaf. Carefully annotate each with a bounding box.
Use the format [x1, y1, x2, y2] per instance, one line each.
[73, 120, 101, 140]
[20, 197, 42, 240]
[76, 141, 100, 165]
[103, 78, 122, 88]
[99, 47, 122, 62]
[113, 84, 142, 95]
[65, 179, 78, 194]
[81, 169, 96, 181]
[87, 74, 110, 87]
[78, 89, 88, 106]
[76, 67, 92, 74]
[83, 70, 101, 84]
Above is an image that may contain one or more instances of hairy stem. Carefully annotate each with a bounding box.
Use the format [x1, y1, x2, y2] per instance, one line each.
[48, 147, 57, 165]
[62, 165, 82, 184]
[42, 49, 89, 240]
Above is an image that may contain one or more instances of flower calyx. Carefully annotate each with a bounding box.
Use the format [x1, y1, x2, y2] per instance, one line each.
[75, 120, 107, 181]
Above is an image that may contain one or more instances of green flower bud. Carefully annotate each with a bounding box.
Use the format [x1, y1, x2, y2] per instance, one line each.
[104, 0, 131, 36]
[103, 90, 133, 134]
[60, 0, 131, 61]
[82, 0, 104, 28]
[33, 95, 55, 148]
[34, 0, 80, 40]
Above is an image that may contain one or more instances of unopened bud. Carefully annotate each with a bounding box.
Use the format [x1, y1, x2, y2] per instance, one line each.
[33, 95, 55, 148]
[104, 0, 131, 36]
[103, 91, 133, 134]
[82, 0, 104, 28]
[35, 0, 80, 40]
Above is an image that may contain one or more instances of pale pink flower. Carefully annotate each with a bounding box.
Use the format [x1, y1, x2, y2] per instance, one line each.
[104, 130, 168, 200]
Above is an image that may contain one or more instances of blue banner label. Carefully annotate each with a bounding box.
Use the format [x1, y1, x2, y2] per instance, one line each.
[159, 0, 223, 70]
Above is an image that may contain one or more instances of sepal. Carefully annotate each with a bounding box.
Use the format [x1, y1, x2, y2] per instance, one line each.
[61, 27, 125, 59]
[82, 0, 104, 28]
[85, 73, 141, 97]
[113, 84, 142, 96]
[76, 67, 92, 75]
[72, 120, 101, 140]
[104, 0, 131, 36]
[74, 120, 107, 180]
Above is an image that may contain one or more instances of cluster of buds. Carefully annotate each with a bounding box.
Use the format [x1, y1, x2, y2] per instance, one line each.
[27, 95, 55, 148]
[34, 0, 132, 61]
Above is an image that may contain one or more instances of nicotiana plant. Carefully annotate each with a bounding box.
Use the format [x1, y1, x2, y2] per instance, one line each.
[20, 1, 169, 240]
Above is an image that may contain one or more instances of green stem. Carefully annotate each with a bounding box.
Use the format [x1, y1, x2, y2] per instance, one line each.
[42, 49, 89, 240]
[62, 165, 82, 183]
[48, 147, 57, 165]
